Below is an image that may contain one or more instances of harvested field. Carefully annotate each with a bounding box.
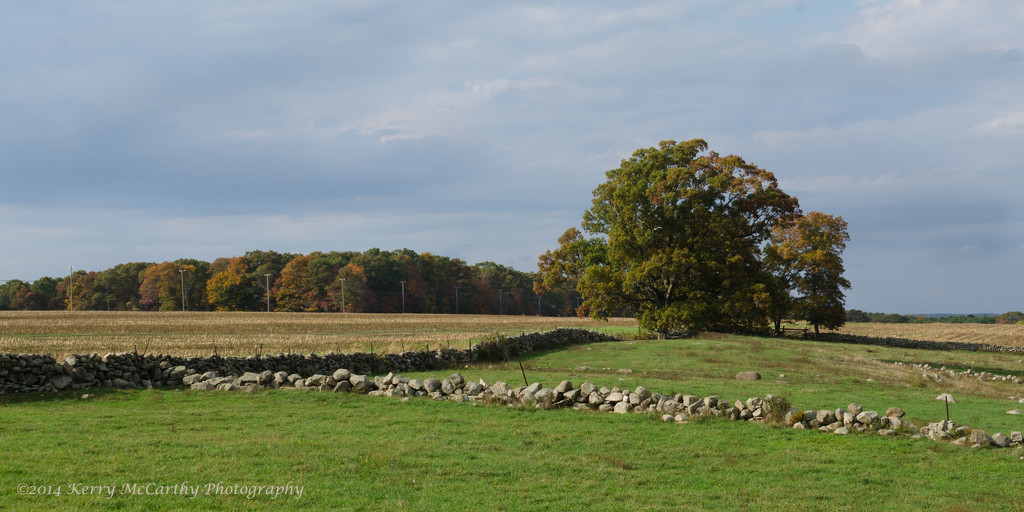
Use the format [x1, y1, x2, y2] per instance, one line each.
[0, 311, 637, 358]
[832, 322, 1024, 348]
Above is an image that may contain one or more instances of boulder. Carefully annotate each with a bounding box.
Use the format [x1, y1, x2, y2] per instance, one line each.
[423, 378, 442, 393]
[605, 392, 624, 403]
[735, 371, 761, 381]
[885, 407, 905, 419]
[856, 411, 879, 425]
[50, 375, 73, 390]
[579, 382, 597, 396]
[848, 403, 863, 415]
[447, 373, 465, 388]
[182, 374, 204, 386]
[239, 372, 262, 385]
[555, 380, 574, 394]
[350, 374, 372, 392]
[613, 401, 633, 414]
[991, 433, 1011, 448]
[333, 369, 351, 382]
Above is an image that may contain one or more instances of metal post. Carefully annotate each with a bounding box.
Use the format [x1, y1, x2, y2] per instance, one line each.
[498, 289, 504, 315]
[400, 281, 406, 313]
[455, 285, 459, 315]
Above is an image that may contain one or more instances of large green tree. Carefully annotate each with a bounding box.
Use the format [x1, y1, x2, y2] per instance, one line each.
[768, 211, 851, 334]
[539, 138, 800, 337]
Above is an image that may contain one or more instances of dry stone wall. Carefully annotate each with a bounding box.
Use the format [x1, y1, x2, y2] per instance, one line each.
[807, 332, 1024, 354]
[0, 328, 617, 394]
[181, 366, 1024, 450]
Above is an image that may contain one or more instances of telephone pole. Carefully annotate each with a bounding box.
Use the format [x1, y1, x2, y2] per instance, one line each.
[68, 266, 73, 310]
[179, 269, 187, 311]
[339, 277, 346, 313]
[264, 274, 271, 312]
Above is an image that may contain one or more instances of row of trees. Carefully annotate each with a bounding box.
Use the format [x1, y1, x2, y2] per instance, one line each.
[537, 138, 851, 337]
[0, 249, 578, 315]
[846, 310, 1024, 325]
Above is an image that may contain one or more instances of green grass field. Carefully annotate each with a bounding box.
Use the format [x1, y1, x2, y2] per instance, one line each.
[3, 331, 1024, 511]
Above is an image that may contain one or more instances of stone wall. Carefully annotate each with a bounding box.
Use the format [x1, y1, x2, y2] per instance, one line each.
[805, 332, 1024, 354]
[0, 328, 618, 394]
[179, 366, 1024, 450]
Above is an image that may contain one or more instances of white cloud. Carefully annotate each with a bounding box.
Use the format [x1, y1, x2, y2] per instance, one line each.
[971, 111, 1024, 133]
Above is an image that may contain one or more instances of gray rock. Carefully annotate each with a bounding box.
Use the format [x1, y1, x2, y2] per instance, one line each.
[350, 374, 372, 392]
[423, 378, 442, 393]
[735, 371, 761, 381]
[555, 380, 573, 394]
[169, 366, 188, 380]
[817, 410, 836, 425]
[613, 401, 633, 414]
[447, 373, 465, 388]
[306, 374, 327, 387]
[464, 382, 484, 396]
[520, 382, 542, 398]
[680, 395, 701, 407]
[588, 392, 605, 406]
[332, 381, 353, 392]
[111, 378, 132, 389]
[239, 372, 262, 385]
[634, 386, 651, 401]
[50, 375, 73, 390]
[333, 368, 351, 382]
[491, 381, 511, 398]
[564, 388, 583, 402]
[834, 426, 850, 435]
[605, 391, 624, 403]
[703, 396, 718, 408]
[886, 407, 905, 419]
[856, 411, 879, 424]
[182, 374, 204, 386]
[579, 382, 597, 396]
[441, 378, 456, 395]
[190, 381, 215, 391]
[848, 403, 863, 415]
[991, 433, 1011, 447]
[968, 429, 990, 446]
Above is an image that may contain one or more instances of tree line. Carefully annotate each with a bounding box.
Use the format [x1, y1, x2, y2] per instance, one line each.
[0, 249, 579, 315]
[846, 310, 1024, 325]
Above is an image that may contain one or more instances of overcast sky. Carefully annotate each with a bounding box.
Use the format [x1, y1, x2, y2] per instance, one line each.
[2, 1, 1022, 314]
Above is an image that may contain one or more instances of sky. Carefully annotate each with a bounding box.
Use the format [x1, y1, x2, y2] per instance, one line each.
[1, 0, 1022, 314]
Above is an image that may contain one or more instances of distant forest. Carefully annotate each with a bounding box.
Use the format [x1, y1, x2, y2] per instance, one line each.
[0, 249, 580, 315]
[845, 309, 1024, 325]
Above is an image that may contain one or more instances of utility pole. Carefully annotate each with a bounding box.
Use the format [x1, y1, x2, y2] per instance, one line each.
[339, 277, 346, 313]
[68, 266, 73, 310]
[179, 269, 187, 311]
[400, 281, 406, 313]
[537, 294, 542, 316]
[454, 285, 459, 315]
[264, 274, 271, 312]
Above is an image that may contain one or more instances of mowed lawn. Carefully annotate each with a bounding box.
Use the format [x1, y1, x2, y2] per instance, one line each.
[3, 333, 1024, 511]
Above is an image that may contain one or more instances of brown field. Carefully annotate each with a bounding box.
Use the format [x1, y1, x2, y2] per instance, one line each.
[832, 322, 1024, 348]
[0, 311, 639, 358]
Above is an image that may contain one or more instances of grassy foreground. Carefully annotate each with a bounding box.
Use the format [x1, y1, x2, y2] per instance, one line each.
[3, 333, 1024, 511]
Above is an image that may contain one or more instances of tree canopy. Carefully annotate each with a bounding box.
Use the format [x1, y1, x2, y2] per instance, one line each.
[538, 138, 853, 337]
